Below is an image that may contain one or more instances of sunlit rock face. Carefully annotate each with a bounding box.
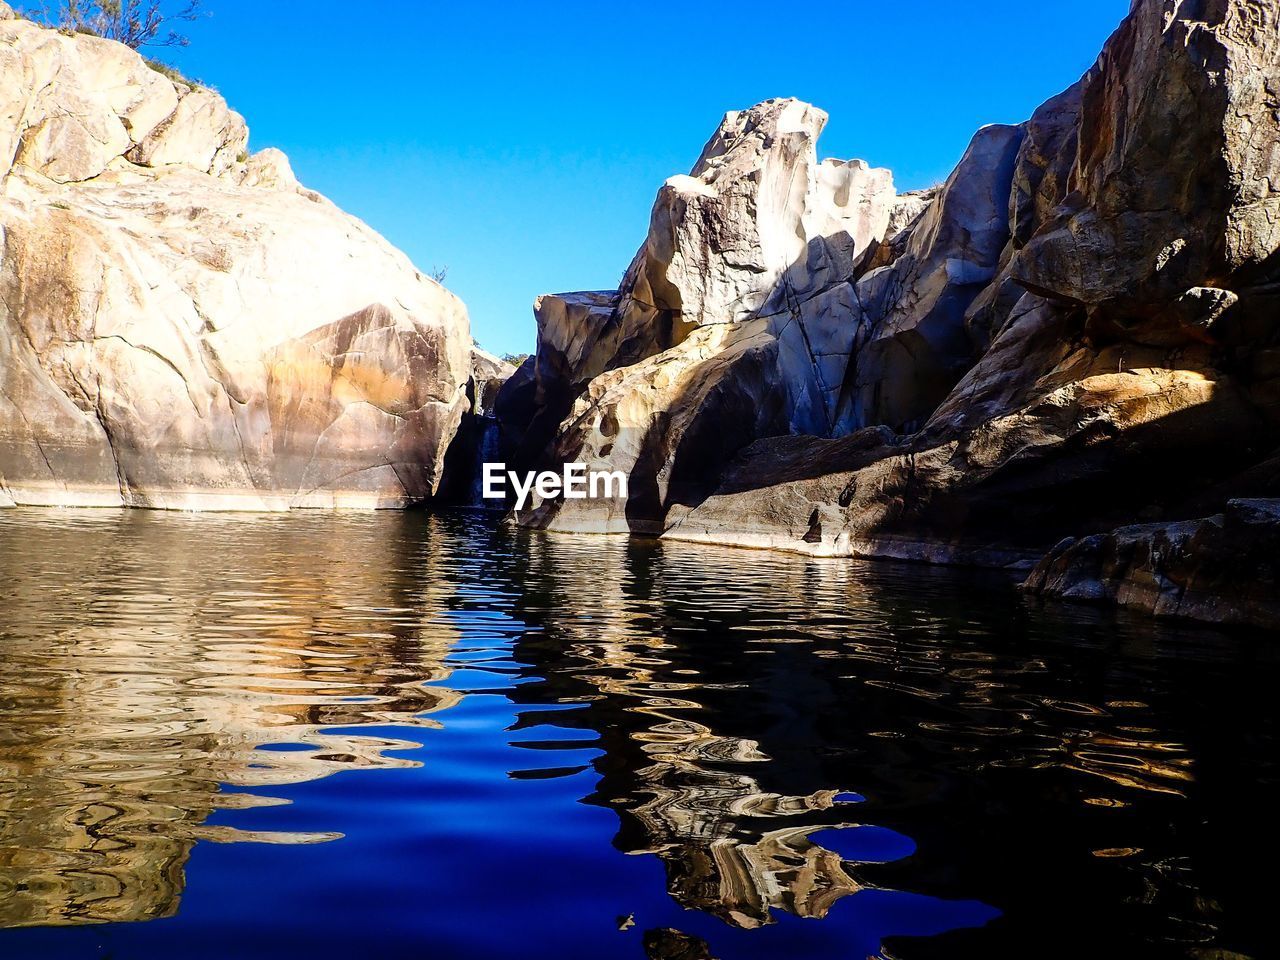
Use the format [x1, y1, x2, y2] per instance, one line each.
[498, 0, 1280, 628]
[613, 99, 894, 349]
[0, 14, 470, 510]
[498, 98, 900, 529]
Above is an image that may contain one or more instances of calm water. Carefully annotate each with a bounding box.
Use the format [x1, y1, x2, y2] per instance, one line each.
[0, 510, 1275, 959]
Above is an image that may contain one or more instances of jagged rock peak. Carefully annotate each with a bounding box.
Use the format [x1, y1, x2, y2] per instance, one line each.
[492, 97, 907, 531]
[618, 97, 896, 343]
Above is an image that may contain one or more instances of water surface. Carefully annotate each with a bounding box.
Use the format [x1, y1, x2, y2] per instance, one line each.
[0, 509, 1274, 959]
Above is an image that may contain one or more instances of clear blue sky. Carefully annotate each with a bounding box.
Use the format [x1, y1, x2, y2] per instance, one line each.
[160, 0, 1128, 355]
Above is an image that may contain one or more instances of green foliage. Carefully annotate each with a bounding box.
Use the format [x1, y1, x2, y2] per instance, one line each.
[501, 353, 531, 367]
[143, 55, 193, 86]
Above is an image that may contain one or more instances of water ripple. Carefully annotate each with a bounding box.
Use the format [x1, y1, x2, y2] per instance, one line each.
[0, 510, 1274, 959]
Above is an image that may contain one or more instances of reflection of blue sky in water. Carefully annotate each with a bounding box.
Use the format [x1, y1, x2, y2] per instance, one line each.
[0, 509, 1274, 959]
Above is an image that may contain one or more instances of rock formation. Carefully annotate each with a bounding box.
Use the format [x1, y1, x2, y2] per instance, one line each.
[1023, 499, 1280, 630]
[436, 348, 513, 505]
[467, 347, 514, 418]
[0, 7, 471, 509]
[497, 0, 1280, 628]
[498, 98, 901, 530]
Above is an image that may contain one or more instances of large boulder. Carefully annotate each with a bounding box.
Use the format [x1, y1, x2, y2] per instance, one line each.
[0, 16, 471, 509]
[496, 0, 1280, 633]
[1012, 0, 1280, 316]
[501, 98, 900, 529]
[668, 0, 1280, 581]
[1022, 499, 1280, 630]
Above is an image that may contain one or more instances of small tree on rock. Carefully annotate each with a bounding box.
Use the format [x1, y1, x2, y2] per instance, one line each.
[43, 0, 202, 49]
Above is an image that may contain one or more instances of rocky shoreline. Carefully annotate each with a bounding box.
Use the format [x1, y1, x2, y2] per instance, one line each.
[490, 0, 1280, 629]
[1023, 498, 1280, 631]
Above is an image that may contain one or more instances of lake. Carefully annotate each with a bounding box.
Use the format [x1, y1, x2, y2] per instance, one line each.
[0, 509, 1274, 959]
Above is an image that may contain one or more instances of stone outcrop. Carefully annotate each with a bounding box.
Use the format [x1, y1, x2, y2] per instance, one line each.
[664, 332, 1263, 565]
[841, 122, 1025, 433]
[492, 290, 618, 472]
[0, 13, 471, 509]
[499, 98, 901, 528]
[497, 0, 1280, 628]
[1023, 500, 1280, 630]
[435, 348, 513, 505]
[468, 347, 514, 417]
[1012, 2, 1280, 318]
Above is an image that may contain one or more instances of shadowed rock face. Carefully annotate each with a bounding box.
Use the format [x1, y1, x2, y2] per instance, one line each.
[840, 123, 1025, 434]
[498, 0, 1280, 627]
[0, 13, 471, 510]
[434, 348, 515, 505]
[1022, 499, 1280, 629]
[467, 348, 515, 418]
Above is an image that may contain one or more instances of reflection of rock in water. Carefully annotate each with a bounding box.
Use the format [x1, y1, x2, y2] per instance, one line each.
[0, 511, 464, 927]
[506, 531, 1212, 940]
[511, 532, 867, 929]
[643, 927, 717, 960]
[627, 728, 861, 928]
